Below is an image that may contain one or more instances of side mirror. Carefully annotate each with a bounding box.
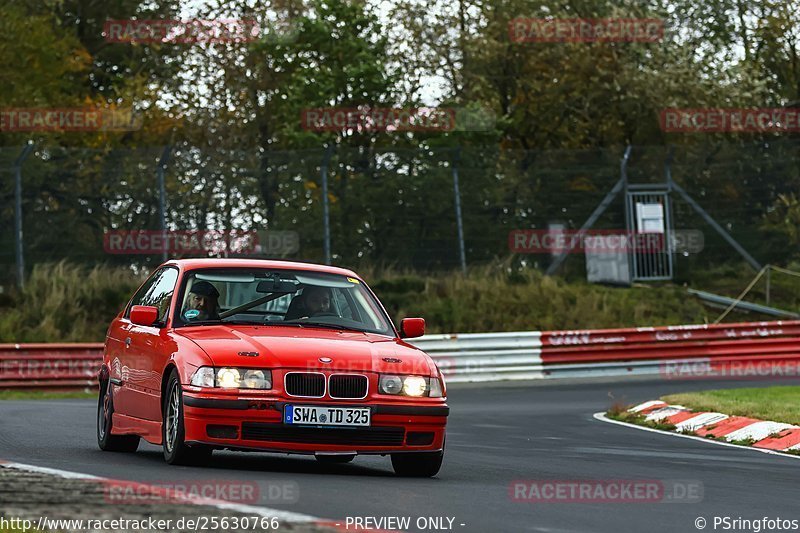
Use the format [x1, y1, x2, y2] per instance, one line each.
[400, 318, 425, 339]
[130, 305, 159, 327]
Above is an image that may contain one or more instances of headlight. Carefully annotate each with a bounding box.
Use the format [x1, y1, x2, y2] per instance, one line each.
[242, 369, 270, 389]
[190, 367, 214, 387]
[217, 368, 241, 388]
[379, 375, 404, 394]
[403, 376, 427, 397]
[190, 367, 272, 390]
[379, 374, 438, 397]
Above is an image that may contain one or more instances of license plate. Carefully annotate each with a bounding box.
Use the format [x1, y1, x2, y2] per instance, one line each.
[284, 405, 371, 427]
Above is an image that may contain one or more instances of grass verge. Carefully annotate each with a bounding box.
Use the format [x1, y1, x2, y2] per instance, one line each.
[606, 403, 677, 431]
[605, 386, 800, 456]
[662, 386, 800, 426]
[0, 390, 96, 401]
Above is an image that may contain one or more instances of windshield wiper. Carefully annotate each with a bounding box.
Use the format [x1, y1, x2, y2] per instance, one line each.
[289, 321, 370, 333]
[180, 319, 259, 327]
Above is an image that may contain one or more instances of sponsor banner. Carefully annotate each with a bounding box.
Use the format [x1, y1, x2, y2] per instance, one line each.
[509, 479, 703, 503]
[660, 108, 800, 133]
[103, 19, 296, 44]
[0, 108, 141, 132]
[509, 18, 664, 43]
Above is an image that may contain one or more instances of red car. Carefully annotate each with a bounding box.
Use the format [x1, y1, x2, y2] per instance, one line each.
[97, 259, 447, 477]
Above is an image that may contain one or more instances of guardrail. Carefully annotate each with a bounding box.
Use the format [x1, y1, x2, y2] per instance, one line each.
[411, 320, 800, 382]
[3, 320, 800, 389]
[0, 343, 102, 390]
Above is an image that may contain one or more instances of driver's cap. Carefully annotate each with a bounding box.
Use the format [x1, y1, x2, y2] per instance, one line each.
[189, 280, 219, 298]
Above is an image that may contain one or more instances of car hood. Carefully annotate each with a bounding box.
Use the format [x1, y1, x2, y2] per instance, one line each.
[176, 325, 435, 375]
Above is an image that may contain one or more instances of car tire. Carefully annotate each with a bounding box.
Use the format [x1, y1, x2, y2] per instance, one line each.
[391, 448, 444, 477]
[315, 454, 356, 464]
[97, 379, 140, 453]
[162, 369, 213, 466]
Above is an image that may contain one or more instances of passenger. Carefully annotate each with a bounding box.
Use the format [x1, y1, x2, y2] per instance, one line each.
[285, 285, 334, 320]
[303, 286, 333, 316]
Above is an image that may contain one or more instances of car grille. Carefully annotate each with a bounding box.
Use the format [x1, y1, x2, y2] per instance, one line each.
[285, 372, 325, 397]
[242, 423, 405, 446]
[329, 374, 368, 399]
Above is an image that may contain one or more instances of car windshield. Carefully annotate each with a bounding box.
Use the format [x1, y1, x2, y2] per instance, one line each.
[174, 268, 393, 335]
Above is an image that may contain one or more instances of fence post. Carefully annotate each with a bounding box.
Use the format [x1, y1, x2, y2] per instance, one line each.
[157, 145, 172, 262]
[321, 144, 335, 265]
[13, 143, 34, 288]
[766, 265, 771, 306]
[452, 147, 467, 273]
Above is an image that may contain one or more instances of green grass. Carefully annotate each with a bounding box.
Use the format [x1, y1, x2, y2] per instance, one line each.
[663, 386, 800, 426]
[0, 390, 96, 401]
[0, 261, 144, 342]
[605, 406, 677, 431]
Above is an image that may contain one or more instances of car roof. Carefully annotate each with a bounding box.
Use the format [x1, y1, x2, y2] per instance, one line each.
[164, 258, 360, 279]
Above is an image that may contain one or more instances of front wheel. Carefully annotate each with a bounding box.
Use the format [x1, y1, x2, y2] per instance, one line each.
[162, 369, 212, 466]
[391, 448, 444, 477]
[97, 379, 140, 452]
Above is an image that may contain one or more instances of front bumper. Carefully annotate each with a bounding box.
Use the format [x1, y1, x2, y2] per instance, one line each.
[182, 393, 448, 454]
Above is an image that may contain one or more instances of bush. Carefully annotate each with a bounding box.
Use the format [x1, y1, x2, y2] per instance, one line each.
[366, 264, 712, 333]
[0, 260, 771, 342]
[0, 261, 143, 342]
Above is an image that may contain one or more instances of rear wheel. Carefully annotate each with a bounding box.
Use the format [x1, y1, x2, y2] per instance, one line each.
[391, 448, 444, 477]
[162, 369, 212, 465]
[97, 379, 140, 452]
[315, 454, 356, 464]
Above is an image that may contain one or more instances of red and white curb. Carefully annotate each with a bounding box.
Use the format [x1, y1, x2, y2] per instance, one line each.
[594, 401, 800, 459]
[0, 460, 367, 532]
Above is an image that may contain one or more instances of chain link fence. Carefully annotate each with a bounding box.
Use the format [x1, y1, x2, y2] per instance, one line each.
[2, 141, 799, 287]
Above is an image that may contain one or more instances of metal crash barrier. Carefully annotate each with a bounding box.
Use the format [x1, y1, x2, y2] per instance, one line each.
[3, 320, 800, 388]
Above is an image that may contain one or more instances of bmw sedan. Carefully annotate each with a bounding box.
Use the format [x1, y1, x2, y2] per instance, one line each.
[97, 258, 448, 477]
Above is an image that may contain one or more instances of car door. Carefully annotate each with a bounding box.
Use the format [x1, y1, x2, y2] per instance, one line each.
[116, 267, 179, 421]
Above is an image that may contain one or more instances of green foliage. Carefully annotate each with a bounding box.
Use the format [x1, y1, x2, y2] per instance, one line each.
[369, 264, 711, 332]
[0, 260, 719, 342]
[0, 261, 143, 342]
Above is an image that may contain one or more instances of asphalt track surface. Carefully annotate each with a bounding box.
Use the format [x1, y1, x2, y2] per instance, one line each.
[1, 378, 800, 533]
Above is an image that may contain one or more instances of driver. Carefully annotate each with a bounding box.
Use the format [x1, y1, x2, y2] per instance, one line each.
[302, 286, 333, 317]
[185, 281, 220, 321]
